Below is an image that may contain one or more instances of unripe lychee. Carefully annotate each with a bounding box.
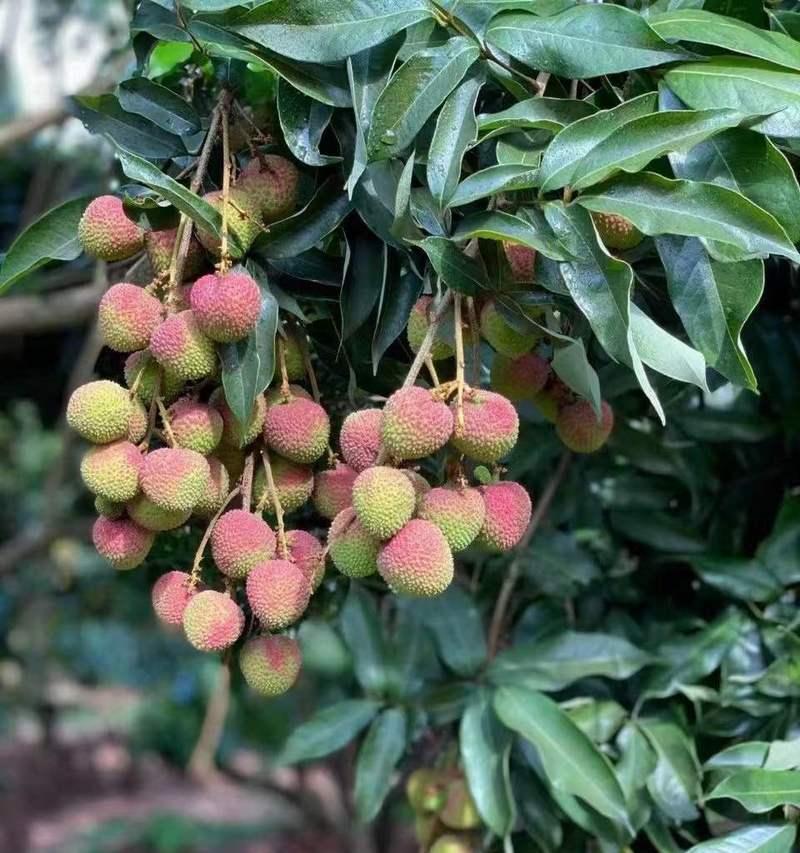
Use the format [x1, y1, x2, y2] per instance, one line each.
[418, 486, 485, 552]
[439, 779, 481, 830]
[253, 456, 314, 515]
[403, 469, 431, 509]
[264, 384, 311, 408]
[80, 440, 143, 502]
[407, 296, 467, 361]
[127, 494, 191, 531]
[92, 516, 153, 570]
[127, 397, 148, 444]
[477, 481, 532, 551]
[451, 390, 519, 463]
[95, 496, 124, 519]
[263, 397, 330, 464]
[490, 352, 550, 402]
[381, 386, 453, 460]
[240, 155, 300, 222]
[531, 377, 572, 423]
[140, 447, 210, 512]
[152, 570, 195, 626]
[407, 768, 449, 814]
[182, 590, 244, 652]
[312, 462, 357, 520]
[352, 466, 416, 539]
[286, 530, 325, 590]
[592, 212, 643, 250]
[480, 300, 538, 358]
[98, 283, 163, 353]
[377, 519, 454, 597]
[167, 397, 223, 455]
[78, 195, 144, 261]
[555, 399, 614, 453]
[281, 332, 306, 380]
[193, 457, 231, 518]
[124, 350, 182, 405]
[196, 188, 263, 257]
[430, 835, 475, 853]
[190, 271, 262, 343]
[210, 388, 266, 448]
[239, 635, 301, 696]
[327, 508, 380, 578]
[67, 380, 132, 444]
[503, 241, 536, 282]
[145, 228, 205, 278]
[211, 509, 277, 578]
[150, 310, 217, 381]
[340, 409, 382, 472]
[246, 559, 311, 630]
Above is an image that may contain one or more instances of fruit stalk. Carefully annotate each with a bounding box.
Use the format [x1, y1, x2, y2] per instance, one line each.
[156, 397, 177, 447]
[189, 486, 242, 588]
[402, 288, 454, 391]
[453, 292, 466, 434]
[466, 296, 480, 386]
[260, 447, 288, 558]
[218, 98, 232, 273]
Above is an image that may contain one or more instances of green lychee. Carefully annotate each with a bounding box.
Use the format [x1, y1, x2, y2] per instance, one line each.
[239, 635, 302, 696]
[592, 212, 643, 250]
[67, 380, 132, 444]
[80, 439, 143, 502]
[195, 187, 263, 257]
[479, 300, 538, 358]
[352, 466, 416, 540]
[327, 508, 380, 578]
[78, 195, 144, 261]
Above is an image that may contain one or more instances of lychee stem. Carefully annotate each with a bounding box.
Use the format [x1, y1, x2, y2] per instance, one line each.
[425, 356, 440, 386]
[156, 397, 177, 447]
[260, 447, 288, 559]
[189, 486, 242, 589]
[138, 371, 162, 451]
[276, 335, 291, 397]
[466, 296, 480, 386]
[218, 98, 232, 274]
[241, 452, 254, 512]
[402, 287, 453, 390]
[453, 292, 466, 434]
[297, 330, 321, 404]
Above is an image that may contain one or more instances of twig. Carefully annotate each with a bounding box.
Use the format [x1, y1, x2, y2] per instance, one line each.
[189, 487, 242, 588]
[297, 331, 321, 404]
[218, 97, 232, 273]
[260, 448, 287, 558]
[277, 335, 291, 396]
[453, 293, 466, 433]
[187, 654, 231, 783]
[466, 296, 480, 386]
[156, 398, 176, 447]
[241, 453, 254, 512]
[425, 356, 440, 387]
[402, 289, 454, 390]
[138, 373, 162, 452]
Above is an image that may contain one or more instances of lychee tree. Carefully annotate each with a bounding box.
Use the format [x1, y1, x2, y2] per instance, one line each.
[2, 1, 800, 850]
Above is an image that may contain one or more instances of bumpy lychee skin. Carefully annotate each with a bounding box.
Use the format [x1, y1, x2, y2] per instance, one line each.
[167, 397, 223, 455]
[67, 380, 132, 444]
[451, 390, 519, 463]
[127, 397, 148, 444]
[381, 387, 454, 461]
[490, 352, 550, 403]
[78, 195, 144, 261]
[92, 516, 153, 570]
[150, 310, 217, 381]
[182, 590, 244, 652]
[98, 283, 163, 353]
[477, 481, 532, 551]
[352, 466, 416, 540]
[263, 397, 330, 464]
[404, 469, 431, 509]
[140, 447, 210, 512]
[211, 509, 276, 578]
[556, 399, 614, 453]
[480, 300, 539, 358]
[418, 486, 485, 552]
[151, 571, 195, 626]
[246, 559, 311, 631]
[210, 388, 266, 448]
[240, 155, 300, 222]
[340, 409, 382, 472]
[503, 241, 536, 282]
[312, 462, 357, 520]
[239, 635, 301, 696]
[193, 457, 231, 518]
[253, 456, 315, 515]
[190, 272, 262, 343]
[264, 384, 310, 408]
[327, 508, 380, 578]
[127, 494, 191, 531]
[592, 212, 643, 250]
[378, 519, 454, 597]
[286, 530, 325, 590]
[124, 350, 182, 405]
[407, 296, 454, 361]
[95, 496, 124, 519]
[196, 188, 263, 257]
[145, 228, 205, 278]
[80, 440, 143, 502]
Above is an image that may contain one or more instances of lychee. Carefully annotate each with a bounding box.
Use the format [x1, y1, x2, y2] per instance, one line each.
[67, 380, 132, 444]
[555, 399, 614, 453]
[240, 155, 300, 223]
[286, 530, 325, 590]
[167, 397, 223, 455]
[189, 271, 262, 343]
[127, 397, 148, 444]
[327, 508, 380, 578]
[418, 486, 485, 552]
[263, 396, 330, 464]
[592, 212, 643, 250]
[94, 496, 124, 519]
[403, 469, 431, 509]
[281, 332, 306, 380]
[480, 300, 538, 358]
[352, 466, 416, 539]
[246, 559, 311, 630]
[239, 635, 302, 696]
[124, 350, 182, 405]
[340, 408, 382, 472]
[381, 387, 454, 460]
[127, 494, 191, 531]
[377, 519, 454, 597]
[531, 376, 572, 424]
[406, 768, 448, 814]
[477, 481, 532, 551]
[503, 241, 536, 282]
[92, 516, 153, 570]
[140, 447, 210, 512]
[430, 835, 475, 853]
[439, 779, 481, 830]
[145, 227, 205, 278]
[80, 439, 143, 502]
[78, 195, 144, 261]
[193, 457, 231, 518]
[195, 188, 263, 257]
[490, 352, 550, 402]
[152, 570, 195, 626]
[407, 296, 462, 361]
[210, 388, 266, 448]
[253, 456, 314, 515]
[150, 310, 217, 381]
[312, 462, 357, 520]
[451, 390, 519, 463]
[264, 384, 310, 408]
[98, 283, 163, 353]
[211, 509, 277, 578]
[182, 590, 244, 652]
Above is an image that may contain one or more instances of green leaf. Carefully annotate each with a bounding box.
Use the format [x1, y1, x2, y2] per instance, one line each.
[538, 93, 658, 194]
[477, 97, 596, 137]
[460, 694, 515, 836]
[427, 67, 484, 208]
[616, 723, 657, 803]
[340, 584, 389, 694]
[452, 210, 568, 261]
[232, 0, 431, 64]
[758, 496, 800, 585]
[117, 78, 201, 136]
[708, 770, 800, 813]
[651, 9, 800, 72]
[567, 700, 627, 746]
[688, 825, 796, 853]
[551, 341, 601, 415]
[280, 699, 382, 764]
[690, 555, 783, 602]
[665, 57, 800, 139]
[493, 686, 631, 830]
[486, 5, 687, 78]
[353, 708, 407, 822]
[372, 268, 422, 372]
[639, 719, 701, 823]
[219, 263, 279, 425]
[277, 79, 340, 166]
[367, 38, 480, 161]
[146, 42, 194, 79]
[448, 164, 540, 208]
[416, 236, 488, 294]
[341, 235, 386, 340]
[0, 196, 90, 295]
[416, 585, 487, 677]
[578, 173, 800, 263]
[656, 236, 763, 391]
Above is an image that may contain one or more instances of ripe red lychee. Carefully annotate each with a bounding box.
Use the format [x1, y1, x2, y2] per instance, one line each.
[167, 397, 223, 455]
[490, 352, 550, 403]
[263, 396, 330, 464]
[418, 485, 485, 552]
[254, 456, 315, 515]
[381, 386, 453, 461]
[240, 155, 300, 223]
[246, 559, 311, 630]
[352, 466, 416, 539]
[503, 241, 536, 282]
[140, 447, 210, 512]
[78, 195, 144, 261]
[477, 481, 532, 551]
[145, 227, 206, 278]
[80, 439, 143, 502]
[182, 590, 244, 652]
[211, 509, 277, 578]
[340, 409, 382, 472]
[67, 380, 132, 444]
[127, 397, 148, 444]
[127, 494, 191, 531]
[92, 516, 153, 570]
[149, 310, 217, 381]
[312, 462, 357, 520]
[239, 635, 302, 696]
[286, 529, 325, 590]
[327, 508, 380, 578]
[98, 283, 163, 353]
[377, 519, 454, 597]
[152, 571, 195, 626]
[555, 399, 614, 453]
[189, 271, 262, 343]
[451, 390, 519, 463]
[194, 457, 231, 518]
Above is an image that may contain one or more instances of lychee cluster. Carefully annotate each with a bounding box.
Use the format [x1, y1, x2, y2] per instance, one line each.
[406, 767, 482, 851]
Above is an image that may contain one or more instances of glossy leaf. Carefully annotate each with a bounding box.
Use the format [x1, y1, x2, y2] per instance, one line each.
[640, 719, 701, 823]
[448, 164, 540, 207]
[372, 268, 422, 372]
[117, 78, 201, 136]
[277, 79, 340, 166]
[452, 210, 568, 261]
[416, 585, 487, 677]
[354, 708, 407, 821]
[551, 340, 602, 414]
[416, 236, 488, 295]
[280, 699, 382, 764]
[688, 825, 796, 853]
[709, 770, 800, 813]
[477, 97, 596, 137]
[341, 235, 386, 340]
[340, 584, 389, 694]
